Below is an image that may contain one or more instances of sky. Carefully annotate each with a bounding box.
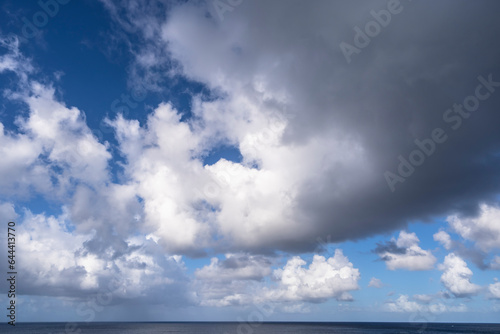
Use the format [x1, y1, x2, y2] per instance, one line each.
[0, 0, 500, 325]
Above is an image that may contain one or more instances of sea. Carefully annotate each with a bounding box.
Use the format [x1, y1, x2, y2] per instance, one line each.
[0, 322, 499, 333]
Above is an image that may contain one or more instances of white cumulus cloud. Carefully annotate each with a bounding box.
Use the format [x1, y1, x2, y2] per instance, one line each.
[439, 253, 481, 298]
[447, 204, 500, 252]
[375, 231, 436, 271]
[268, 250, 360, 303]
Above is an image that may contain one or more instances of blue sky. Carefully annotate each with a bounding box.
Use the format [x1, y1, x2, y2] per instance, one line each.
[1, 0, 500, 324]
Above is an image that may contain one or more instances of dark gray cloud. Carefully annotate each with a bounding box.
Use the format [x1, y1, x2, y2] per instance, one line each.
[373, 241, 408, 257]
[284, 0, 500, 248]
[221, 254, 272, 270]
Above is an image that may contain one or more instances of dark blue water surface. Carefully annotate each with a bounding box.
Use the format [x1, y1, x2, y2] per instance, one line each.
[0, 322, 499, 333]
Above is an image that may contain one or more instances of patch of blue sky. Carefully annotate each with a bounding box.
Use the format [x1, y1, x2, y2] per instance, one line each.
[0, 71, 30, 130]
[16, 193, 64, 217]
[202, 144, 243, 166]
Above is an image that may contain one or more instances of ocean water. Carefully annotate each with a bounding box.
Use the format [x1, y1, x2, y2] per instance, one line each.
[0, 322, 499, 334]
